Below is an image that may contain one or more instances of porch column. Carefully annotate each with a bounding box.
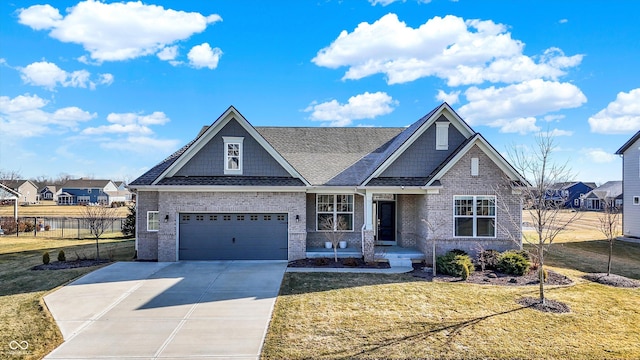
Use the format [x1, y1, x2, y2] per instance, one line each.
[362, 191, 375, 262]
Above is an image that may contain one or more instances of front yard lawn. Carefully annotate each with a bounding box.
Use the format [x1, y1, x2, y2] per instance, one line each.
[263, 239, 640, 359]
[0, 236, 134, 360]
[263, 271, 639, 359]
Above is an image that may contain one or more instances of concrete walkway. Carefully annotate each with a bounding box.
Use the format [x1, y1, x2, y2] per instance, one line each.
[44, 261, 287, 360]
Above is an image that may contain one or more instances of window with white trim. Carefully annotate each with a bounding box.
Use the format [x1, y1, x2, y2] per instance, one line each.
[223, 136, 243, 175]
[454, 195, 496, 237]
[436, 122, 450, 150]
[634, 196, 640, 205]
[316, 194, 354, 231]
[147, 211, 159, 232]
[574, 198, 580, 207]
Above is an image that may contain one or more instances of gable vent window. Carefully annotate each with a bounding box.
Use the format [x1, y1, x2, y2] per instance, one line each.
[436, 122, 450, 150]
[471, 157, 479, 176]
[223, 137, 244, 175]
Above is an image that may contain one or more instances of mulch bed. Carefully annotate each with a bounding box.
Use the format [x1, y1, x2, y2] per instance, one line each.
[583, 273, 640, 288]
[517, 297, 571, 313]
[411, 266, 574, 286]
[288, 257, 390, 269]
[32, 259, 111, 270]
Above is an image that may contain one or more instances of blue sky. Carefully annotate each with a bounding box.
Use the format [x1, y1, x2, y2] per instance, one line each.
[1, 0, 639, 184]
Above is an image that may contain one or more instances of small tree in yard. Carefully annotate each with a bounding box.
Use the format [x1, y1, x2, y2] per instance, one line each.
[121, 204, 136, 237]
[421, 212, 448, 276]
[598, 202, 621, 276]
[82, 205, 118, 261]
[320, 215, 348, 262]
[499, 132, 581, 305]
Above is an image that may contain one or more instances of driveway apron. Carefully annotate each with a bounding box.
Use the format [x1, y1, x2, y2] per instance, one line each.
[43, 260, 287, 360]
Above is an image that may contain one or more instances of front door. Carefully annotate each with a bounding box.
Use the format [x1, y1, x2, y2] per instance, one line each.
[376, 201, 396, 244]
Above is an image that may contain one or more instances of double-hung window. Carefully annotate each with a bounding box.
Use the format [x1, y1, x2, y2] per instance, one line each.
[454, 195, 496, 237]
[147, 211, 159, 232]
[223, 137, 243, 175]
[316, 194, 354, 231]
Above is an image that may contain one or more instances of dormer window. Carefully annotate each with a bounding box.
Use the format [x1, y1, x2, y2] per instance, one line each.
[223, 137, 243, 175]
[436, 122, 450, 150]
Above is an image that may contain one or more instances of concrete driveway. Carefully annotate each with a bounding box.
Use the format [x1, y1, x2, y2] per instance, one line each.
[44, 260, 287, 360]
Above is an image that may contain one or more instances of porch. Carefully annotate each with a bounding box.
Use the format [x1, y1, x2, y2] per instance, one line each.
[305, 245, 424, 263]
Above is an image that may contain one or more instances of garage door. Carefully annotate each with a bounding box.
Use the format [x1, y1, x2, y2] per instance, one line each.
[178, 213, 288, 260]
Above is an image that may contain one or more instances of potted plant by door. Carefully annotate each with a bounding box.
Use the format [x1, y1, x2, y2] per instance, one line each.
[324, 241, 332, 249]
[339, 241, 347, 249]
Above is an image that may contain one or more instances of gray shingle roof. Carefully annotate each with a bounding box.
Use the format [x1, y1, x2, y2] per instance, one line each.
[61, 179, 113, 189]
[616, 130, 640, 154]
[256, 127, 403, 186]
[129, 139, 196, 186]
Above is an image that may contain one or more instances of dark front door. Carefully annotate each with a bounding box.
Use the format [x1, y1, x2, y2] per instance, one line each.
[377, 201, 396, 242]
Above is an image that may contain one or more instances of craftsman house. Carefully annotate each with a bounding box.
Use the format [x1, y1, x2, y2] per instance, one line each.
[129, 103, 526, 263]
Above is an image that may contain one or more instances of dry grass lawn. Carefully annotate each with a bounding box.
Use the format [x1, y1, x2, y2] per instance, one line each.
[0, 236, 134, 360]
[263, 210, 640, 359]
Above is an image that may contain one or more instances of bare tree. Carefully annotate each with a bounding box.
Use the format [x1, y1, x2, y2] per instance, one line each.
[82, 205, 118, 261]
[503, 132, 581, 305]
[422, 212, 448, 276]
[320, 215, 348, 262]
[0, 169, 22, 181]
[598, 202, 621, 276]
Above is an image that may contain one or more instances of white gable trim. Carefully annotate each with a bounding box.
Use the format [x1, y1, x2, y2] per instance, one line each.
[363, 103, 474, 185]
[153, 106, 310, 186]
[424, 134, 528, 187]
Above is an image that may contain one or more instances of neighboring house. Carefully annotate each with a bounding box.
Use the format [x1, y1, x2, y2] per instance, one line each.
[129, 104, 527, 262]
[0, 183, 20, 221]
[112, 181, 134, 203]
[616, 130, 640, 238]
[39, 185, 58, 202]
[0, 180, 38, 204]
[57, 179, 118, 205]
[582, 181, 623, 210]
[546, 182, 596, 208]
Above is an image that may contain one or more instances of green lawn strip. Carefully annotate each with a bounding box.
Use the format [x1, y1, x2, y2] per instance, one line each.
[263, 273, 640, 359]
[543, 240, 640, 279]
[0, 238, 135, 360]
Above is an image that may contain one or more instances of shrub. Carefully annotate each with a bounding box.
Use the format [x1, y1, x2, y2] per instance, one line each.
[58, 250, 66, 262]
[476, 249, 500, 271]
[437, 251, 474, 279]
[42, 252, 50, 265]
[497, 251, 531, 276]
[0, 218, 17, 234]
[44, 224, 51, 231]
[449, 249, 468, 256]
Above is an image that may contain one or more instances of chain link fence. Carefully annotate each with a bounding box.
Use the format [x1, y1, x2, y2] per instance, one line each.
[0, 216, 126, 239]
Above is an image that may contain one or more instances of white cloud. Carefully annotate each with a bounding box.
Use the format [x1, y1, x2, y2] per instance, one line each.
[542, 114, 565, 122]
[82, 111, 170, 135]
[304, 91, 398, 126]
[539, 128, 574, 137]
[98, 73, 114, 86]
[19, 61, 112, 90]
[435, 89, 460, 105]
[157, 45, 179, 61]
[18, 1, 222, 63]
[588, 88, 640, 134]
[497, 117, 540, 135]
[559, 19, 568, 24]
[0, 94, 95, 137]
[312, 14, 583, 86]
[458, 79, 586, 132]
[187, 43, 223, 69]
[369, 0, 432, 6]
[584, 148, 618, 163]
[100, 136, 180, 154]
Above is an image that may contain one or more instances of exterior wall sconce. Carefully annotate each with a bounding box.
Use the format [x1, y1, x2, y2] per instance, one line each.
[295, 215, 300, 222]
[164, 214, 169, 222]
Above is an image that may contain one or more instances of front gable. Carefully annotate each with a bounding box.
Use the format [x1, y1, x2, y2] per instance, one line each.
[363, 103, 475, 186]
[154, 106, 309, 186]
[175, 118, 291, 177]
[379, 114, 468, 178]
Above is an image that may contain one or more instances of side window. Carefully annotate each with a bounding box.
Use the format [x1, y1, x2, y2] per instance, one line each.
[147, 211, 159, 231]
